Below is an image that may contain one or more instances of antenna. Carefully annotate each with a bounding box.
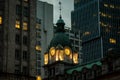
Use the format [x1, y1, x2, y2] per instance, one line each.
[59, 1, 62, 19]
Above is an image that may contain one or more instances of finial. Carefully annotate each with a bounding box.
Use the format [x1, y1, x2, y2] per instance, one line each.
[59, 1, 62, 19]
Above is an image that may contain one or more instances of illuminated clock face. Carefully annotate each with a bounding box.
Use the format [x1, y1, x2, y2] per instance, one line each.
[50, 47, 55, 56]
[64, 47, 71, 55]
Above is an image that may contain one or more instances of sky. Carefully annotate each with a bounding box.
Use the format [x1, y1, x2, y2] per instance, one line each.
[39, 0, 74, 27]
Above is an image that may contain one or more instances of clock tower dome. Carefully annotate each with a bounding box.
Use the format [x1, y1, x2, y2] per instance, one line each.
[43, 2, 79, 80]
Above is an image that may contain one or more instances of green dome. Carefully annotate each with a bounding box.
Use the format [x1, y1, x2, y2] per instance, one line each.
[50, 32, 71, 48]
[56, 17, 65, 25]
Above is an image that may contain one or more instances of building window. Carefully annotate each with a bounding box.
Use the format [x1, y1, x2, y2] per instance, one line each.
[109, 38, 116, 44]
[16, 5, 21, 15]
[24, 0, 28, 2]
[37, 69, 41, 75]
[15, 49, 20, 60]
[36, 45, 41, 51]
[23, 51, 27, 61]
[23, 22, 28, 30]
[36, 32, 41, 38]
[23, 36, 27, 45]
[37, 61, 41, 67]
[22, 66, 28, 75]
[0, 16, 2, 24]
[36, 41, 41, 45]
[15, 64, 20, 74]
[15, 20, 20, 29]
[23, 7, 29, 17]
[36, 23, 41, 30]
[37, 53, 41, 60]
[15, 34, 20, 44]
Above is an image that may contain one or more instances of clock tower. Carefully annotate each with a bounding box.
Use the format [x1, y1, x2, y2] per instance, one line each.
[43, 2, 79, 80]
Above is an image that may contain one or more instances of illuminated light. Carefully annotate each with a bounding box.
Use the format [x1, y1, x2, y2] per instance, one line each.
[110, 5, 114, 8]
[70, 53, 72, 59]
[108, 15, 112, 18]
[50, 47, 55, 56]
[59, 50, 64, 61]
[15, 20, 20, 29]
[109, 38, 116, 44]
[64, 47, 71, 56]
[100, 22, 108, 27]
[36, 23, 40, 29]
[104, 4, 108, 7]
[73, 53, 78, 64]
[36, 45, 41, 51]
[44, 53, 48, 65]
[84, 31, 90, 35]
[36, 76, 42, 80]
[0, 16, 2, 24]
[23, 22, 28, 30]
[56, 50, 59, 61]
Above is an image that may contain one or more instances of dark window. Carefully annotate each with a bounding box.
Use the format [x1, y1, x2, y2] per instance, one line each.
[16, 5, 21, 15]
[15, 34, 20, 44]
[23, 36, 27, 45]
[23, 51, 27, 61]
[22, 66, 28, 75]
[37, 69, 41, 75]
[37, 61, 41, 67]
[23, 7, 29, 17]
[15, 64, 20, 74]
[15, 69, 20, 74]
[36, 41, 41, 45]
[15, 49, 20, 60]
[37, 53, 41, 60]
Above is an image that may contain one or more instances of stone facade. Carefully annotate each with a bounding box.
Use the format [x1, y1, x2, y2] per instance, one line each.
[0, 0, 36, 79]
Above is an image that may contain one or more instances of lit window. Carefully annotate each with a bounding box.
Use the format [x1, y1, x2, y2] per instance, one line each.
[0, 16, 2, 24]
[64, 47, 71, 56]
[23, 22, 28, 30]
[73, 53, 78, 64]
[84, 31, 90, 36]
[104, 4, 108, 7]
[50, 47, 55, 56]
[36, 45, 41, 51]
[15, 20, 20, 29]
[59, 50, 64, 61]
[44, 53, 48, 65]
[110, 5, 114, 8]
[109, 38, 116, 44]
[36, 76, 42, 80]
[56, 50, 59, 61]
[36, 23, 40, 29]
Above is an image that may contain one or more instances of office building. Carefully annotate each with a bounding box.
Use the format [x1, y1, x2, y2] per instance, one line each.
[36, 1, 53, 77]
[71, 0, 120, 63]
[0, 0, 36, 79]
[65, 27, 82, 63]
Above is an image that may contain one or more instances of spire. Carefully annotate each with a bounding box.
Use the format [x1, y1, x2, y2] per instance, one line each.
[56, 1, 65, 33]
[59, 1, 62, 19]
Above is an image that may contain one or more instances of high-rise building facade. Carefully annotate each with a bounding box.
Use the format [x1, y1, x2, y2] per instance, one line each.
[65, 27, 82, 63]
[36, 1, 53, 77]
[72, 0, 120, 63]
[0, 0, 36, 79]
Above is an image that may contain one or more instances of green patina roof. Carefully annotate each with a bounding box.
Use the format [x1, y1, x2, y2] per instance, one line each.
[56, 17, 65, 25]
[50, 32, 71, 48]
[66, 59, 102, 74]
